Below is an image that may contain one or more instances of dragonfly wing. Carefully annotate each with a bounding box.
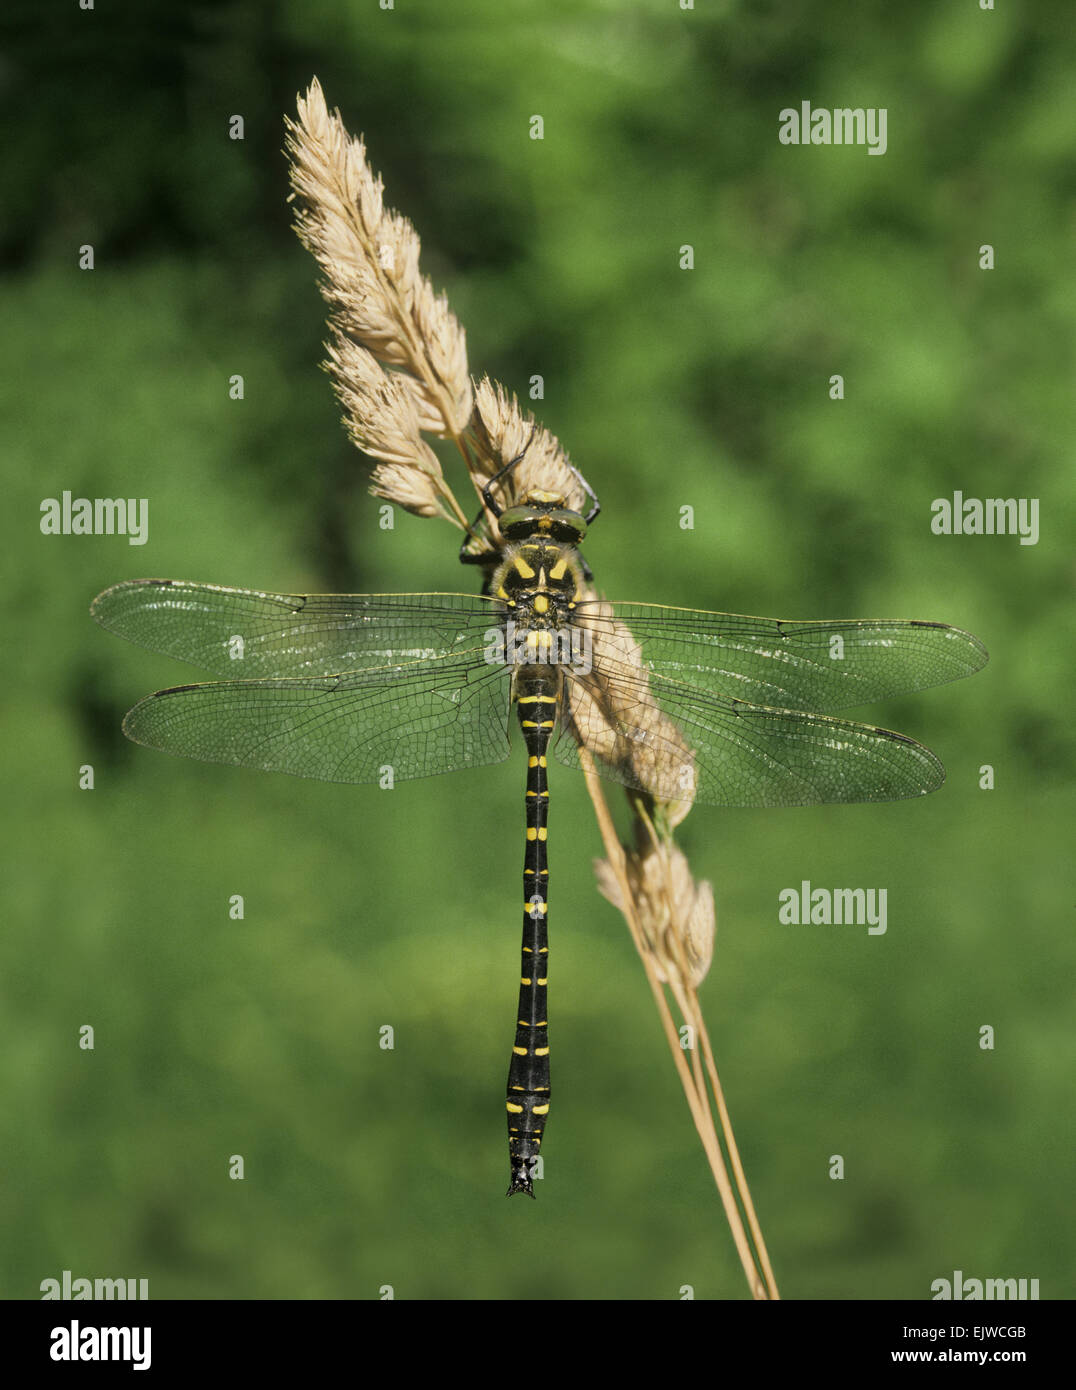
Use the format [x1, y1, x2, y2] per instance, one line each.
[576, 601, 987, 711]
[555, 658, 944, 807]
[92, 580, 504, 678]
[122, 652, 513, 786]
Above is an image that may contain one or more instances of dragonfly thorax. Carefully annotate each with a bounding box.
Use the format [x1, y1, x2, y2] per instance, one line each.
[491, 538, 583, 620]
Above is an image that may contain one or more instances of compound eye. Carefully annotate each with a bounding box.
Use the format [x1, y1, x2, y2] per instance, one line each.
[550, 516, 586, 543]
[498, 506, 537, 539]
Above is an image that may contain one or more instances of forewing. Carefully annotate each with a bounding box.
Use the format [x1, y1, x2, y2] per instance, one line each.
[122, 653, 513, 786]
[555, 658, 944, 807]
[92, 580, 504, 678]
[576, 601, 987, 711]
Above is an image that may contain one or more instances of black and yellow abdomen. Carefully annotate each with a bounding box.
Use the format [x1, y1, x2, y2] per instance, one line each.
[492, 529, 583, 1197]
[506, 664, 560, 1196]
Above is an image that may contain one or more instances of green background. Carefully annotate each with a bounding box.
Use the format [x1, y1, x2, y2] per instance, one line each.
[2, 0, 1072, 1300]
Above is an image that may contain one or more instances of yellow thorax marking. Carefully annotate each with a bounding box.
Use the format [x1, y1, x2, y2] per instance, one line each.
[520, 630, 554, 660]
[547, 557, 569, 582]
[513, 554, 536, 580]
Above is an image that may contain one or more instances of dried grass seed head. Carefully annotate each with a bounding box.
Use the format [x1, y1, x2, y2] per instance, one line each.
[286, 78, 473, 456]
[594, 839, 715, 989]
[470, 376, 588, 516]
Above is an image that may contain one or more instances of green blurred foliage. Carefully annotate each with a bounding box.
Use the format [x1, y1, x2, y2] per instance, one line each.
[1, 0, 1072, 1300]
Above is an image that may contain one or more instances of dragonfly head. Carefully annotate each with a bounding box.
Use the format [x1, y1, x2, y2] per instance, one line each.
[499, 494, 588, 546]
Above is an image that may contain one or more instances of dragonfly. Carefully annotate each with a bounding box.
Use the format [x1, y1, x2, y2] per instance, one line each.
[91, 463, 987, 1196]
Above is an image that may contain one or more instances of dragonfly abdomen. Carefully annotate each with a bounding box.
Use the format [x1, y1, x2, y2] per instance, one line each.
[506, 667, 560, 1197]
